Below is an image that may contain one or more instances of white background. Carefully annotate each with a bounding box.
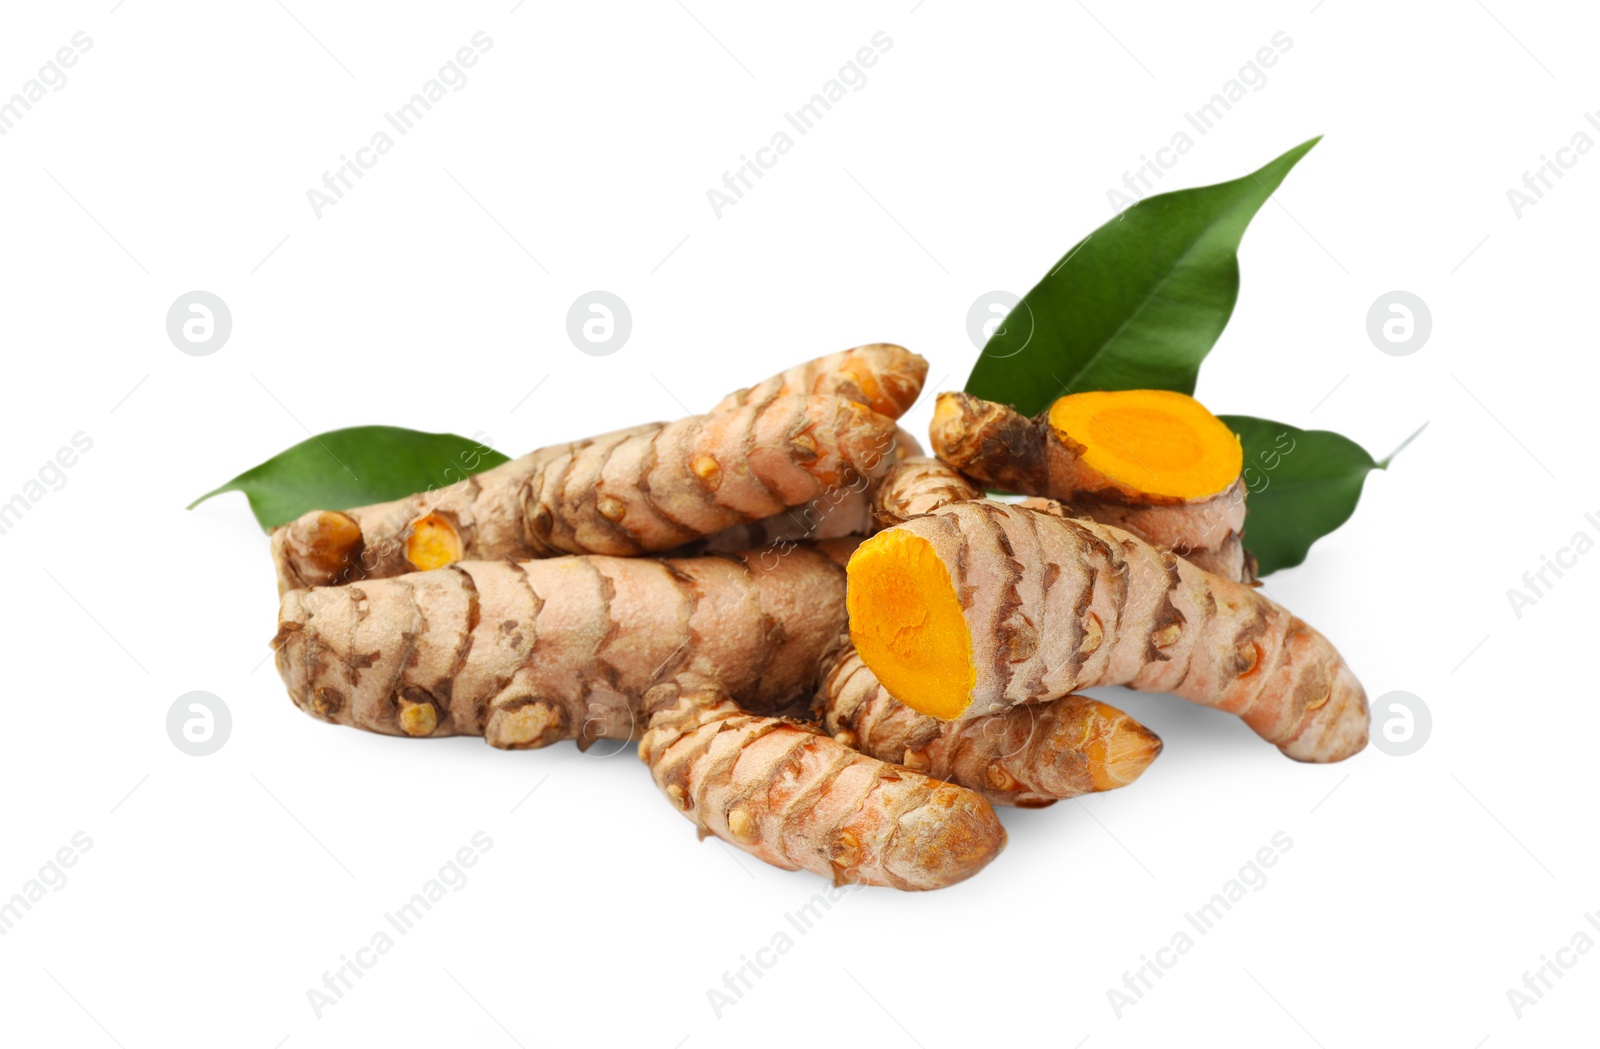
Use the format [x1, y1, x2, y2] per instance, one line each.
[2, 1, 1594, 1045]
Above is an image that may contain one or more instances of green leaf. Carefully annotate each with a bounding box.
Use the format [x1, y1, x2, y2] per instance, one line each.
[1221, 416, 1419, 576]
[966, 137, 1320, 414]
[188, 426, 510, 532]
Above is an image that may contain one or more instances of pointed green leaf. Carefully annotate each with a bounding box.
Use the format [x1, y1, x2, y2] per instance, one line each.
[966, 138, 1320, 414]
[1221, 415, 1416, 576]
[189, 426, 510, 532]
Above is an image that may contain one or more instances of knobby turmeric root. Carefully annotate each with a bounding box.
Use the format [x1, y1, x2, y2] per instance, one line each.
[640, 678, 1005, 890]
[272, 394, 895, 594]
[676, 448, 983, 558]
[667, 487, 874, 558]
[255, 338, 1376, 888]
[929, 390, 1251, 581]
[666, 427, 925, 557]
[816, 643, 1161, 808]
[846, 500, 1368, 762]
[871, 455, 981, 527]
[270, 345, 928, 594]
[273, 544, 856, 745]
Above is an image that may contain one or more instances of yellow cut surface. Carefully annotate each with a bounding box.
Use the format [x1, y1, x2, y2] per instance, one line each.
[846, 529, 976, 720]
[1048, 389, 1242, 500]
[405, 513, 463, 571]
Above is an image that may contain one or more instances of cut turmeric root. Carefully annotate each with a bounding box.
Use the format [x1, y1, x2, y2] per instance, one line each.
[930, 390, 1250, 580]
[846, 500, 1368, 762]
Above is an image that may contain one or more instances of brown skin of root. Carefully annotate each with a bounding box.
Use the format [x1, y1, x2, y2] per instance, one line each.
[816, 643, 1161, 807]
[1012, 496, 1253, 585]
[712, 344, 929, 421]
[871, 456, 981, 527]
[273, 544, 854, 745]
[667, 428, 927, 558]
[663, 486, 875, 558]
[928, 391, 1250, 582]
[640, 680, 1005, 890]
[847, 501, 1369, 763]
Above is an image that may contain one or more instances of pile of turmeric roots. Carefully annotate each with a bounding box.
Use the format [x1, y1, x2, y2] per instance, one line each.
[269, 346, 1368, 891]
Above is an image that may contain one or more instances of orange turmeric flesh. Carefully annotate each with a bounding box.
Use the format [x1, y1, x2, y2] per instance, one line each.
[404, 513, 463, 571]
[846, 529, 975, 720]
[1047, 389, 1242, 501]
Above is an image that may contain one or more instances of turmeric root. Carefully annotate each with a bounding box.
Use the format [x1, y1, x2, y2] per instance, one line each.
[846, 500, 1368, 762]
[270, 347, 926, 594]
[271, 394, 896, 593]
[816, 643, 1161, 807]
[929, 390, 1250, 581]
[871, 455, 981, 527]
[667, 427, 925, 557]
[672, 443, 975, 558]
[712, 343, 927, 420]
[830, 460, 1166, 806]
[640, 677, 1005, 889]
[829, 458, 1163, 804]
[273, 543, 856, 745]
